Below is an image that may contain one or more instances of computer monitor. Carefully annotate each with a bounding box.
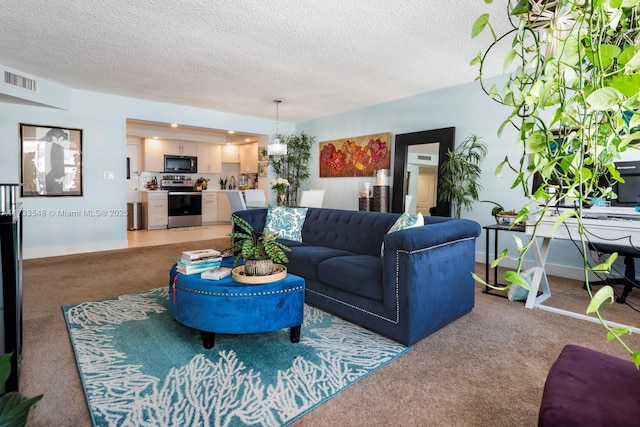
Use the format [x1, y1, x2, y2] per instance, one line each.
[611, 161, 640, 206]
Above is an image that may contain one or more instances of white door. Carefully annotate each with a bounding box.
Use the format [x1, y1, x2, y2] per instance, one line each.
[417, 167, 437, 216]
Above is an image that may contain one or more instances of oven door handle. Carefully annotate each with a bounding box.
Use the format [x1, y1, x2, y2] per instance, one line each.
[168, 192, 202, 196]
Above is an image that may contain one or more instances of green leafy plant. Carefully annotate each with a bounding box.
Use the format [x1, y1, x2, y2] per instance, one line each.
[228, 214, 290, 266]
[438, 134, 488, 218]
[472, 0, 640, 364]
[268, 132, 314, 205]
[0, 353, 42, 426]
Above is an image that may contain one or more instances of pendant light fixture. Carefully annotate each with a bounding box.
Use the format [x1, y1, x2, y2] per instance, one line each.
[267, 100, 287, 156]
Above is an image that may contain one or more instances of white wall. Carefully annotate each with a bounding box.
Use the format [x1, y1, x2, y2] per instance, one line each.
[296, 75, 592, 280]
[0, 83, 293, 259]
[0, 66, 620, 278]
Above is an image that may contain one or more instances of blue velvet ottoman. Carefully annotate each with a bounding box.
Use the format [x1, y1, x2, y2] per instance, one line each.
[539, 344, 640, 426]
[169, 263, 305, 348]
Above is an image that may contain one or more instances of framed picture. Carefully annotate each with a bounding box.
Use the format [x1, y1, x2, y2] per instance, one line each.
[20, 124, 83, 196]
[319, 132, 391, 178]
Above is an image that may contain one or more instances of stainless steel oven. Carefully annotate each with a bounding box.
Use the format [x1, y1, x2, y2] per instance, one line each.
[161, 179, 202, 228]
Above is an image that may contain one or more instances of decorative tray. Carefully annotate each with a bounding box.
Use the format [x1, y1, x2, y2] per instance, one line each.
[232, 264, 287, 284]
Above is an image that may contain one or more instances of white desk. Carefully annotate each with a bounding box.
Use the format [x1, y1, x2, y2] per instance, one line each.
[524, 207, 640, 331]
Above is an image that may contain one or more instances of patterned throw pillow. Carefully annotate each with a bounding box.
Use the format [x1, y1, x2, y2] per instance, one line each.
[381, 212, 424, 257]
[264, 205, 308, 242]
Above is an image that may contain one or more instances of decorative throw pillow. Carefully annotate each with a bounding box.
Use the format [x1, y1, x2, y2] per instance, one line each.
[264, 205, 308, 242]
[381, 212, 424, 257]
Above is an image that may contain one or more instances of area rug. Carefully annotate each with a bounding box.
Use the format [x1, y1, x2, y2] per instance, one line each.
[63, 287, 410, 426]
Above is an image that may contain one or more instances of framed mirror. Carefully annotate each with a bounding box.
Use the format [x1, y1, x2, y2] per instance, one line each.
[391, 127, 455, 216]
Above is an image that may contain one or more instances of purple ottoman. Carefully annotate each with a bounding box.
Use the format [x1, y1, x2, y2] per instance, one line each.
[539, 344, 640, 426]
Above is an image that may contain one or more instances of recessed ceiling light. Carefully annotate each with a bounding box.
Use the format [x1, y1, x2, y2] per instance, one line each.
[228, 130, 235, 134]
[170, 123, 178, 128]
[245, 138, 251, 142]
[153, 136, 159, 139]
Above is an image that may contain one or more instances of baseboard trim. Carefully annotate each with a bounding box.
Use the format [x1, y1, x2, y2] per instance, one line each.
[475, 252, 598, 282]
[24, 240, 128, 259]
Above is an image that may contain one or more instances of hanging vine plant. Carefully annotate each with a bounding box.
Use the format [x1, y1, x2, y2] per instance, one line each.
[472, 0, 640, 364]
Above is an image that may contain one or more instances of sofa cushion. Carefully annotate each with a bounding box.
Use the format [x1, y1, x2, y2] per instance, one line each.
[317, 255, 383, 301]
[301, 209, 399, 256]
[381, 212, 424, 256]
[285, 245, 354, 281]
[264, 205, 308, 242]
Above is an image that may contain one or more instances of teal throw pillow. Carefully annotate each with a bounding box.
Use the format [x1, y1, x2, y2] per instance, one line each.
[264, 205, 308, 242]
[381, 212, 424, 257]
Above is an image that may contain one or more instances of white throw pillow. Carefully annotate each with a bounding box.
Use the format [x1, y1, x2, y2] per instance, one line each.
[381, 212, 424, 256]
[264, 205, 308, 242]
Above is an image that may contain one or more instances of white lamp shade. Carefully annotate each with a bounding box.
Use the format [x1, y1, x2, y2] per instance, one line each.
[268, 139, 287, 156]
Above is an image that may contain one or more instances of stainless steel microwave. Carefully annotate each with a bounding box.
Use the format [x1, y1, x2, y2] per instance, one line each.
[164, 155, 197, 173]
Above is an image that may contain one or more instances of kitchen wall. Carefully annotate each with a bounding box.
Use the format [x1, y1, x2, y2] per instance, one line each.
[0, 70, 293, 258]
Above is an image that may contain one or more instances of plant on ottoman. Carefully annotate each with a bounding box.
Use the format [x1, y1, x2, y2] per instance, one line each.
[229, 213, 290, 276]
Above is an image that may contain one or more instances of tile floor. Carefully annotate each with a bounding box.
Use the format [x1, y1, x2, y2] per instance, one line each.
[127, 224, 232, 248]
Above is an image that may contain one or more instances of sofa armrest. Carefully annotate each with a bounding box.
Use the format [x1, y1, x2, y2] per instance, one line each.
[382, 218, 481, 254]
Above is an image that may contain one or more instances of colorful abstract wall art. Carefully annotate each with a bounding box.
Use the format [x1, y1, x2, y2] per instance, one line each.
[319, 132, 391, 177]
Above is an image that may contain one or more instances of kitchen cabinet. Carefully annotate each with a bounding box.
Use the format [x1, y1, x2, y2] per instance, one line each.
[240, 142, 258, 174]
[201, 191, 233, 224]
[221, 145, 240, 163]
[142, 191, 168, 230]
[197, 143, 211, 174]
[217, 191, 232, 222]
[202, 191, 217, 223]
[164, 140, 197, 156]
[197, 143, 222, 174]
[142, 138, 164, 172]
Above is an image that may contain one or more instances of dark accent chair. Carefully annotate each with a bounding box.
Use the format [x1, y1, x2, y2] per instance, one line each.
[539, 345, 640, 426]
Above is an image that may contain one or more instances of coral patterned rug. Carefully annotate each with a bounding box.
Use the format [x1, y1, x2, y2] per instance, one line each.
[63, 287, 410, 426]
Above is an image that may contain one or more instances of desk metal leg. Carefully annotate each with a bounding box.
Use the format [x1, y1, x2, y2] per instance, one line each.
[484, 229, 490, 292]
[525, 237, 552, 309]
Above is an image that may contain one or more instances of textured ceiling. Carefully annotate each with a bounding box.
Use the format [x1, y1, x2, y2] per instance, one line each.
[1, 0, 510, 123]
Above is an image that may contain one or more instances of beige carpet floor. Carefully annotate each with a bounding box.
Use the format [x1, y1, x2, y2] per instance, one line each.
[19, 240, 640, 426]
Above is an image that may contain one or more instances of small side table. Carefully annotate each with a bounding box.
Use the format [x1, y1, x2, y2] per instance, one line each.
[483, 223, 526, 297]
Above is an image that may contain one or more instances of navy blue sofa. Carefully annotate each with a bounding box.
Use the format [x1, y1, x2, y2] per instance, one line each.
[234, 207, 481, 346]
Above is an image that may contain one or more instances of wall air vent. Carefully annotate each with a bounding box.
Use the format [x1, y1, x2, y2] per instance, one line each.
[417, 155, 432, 161]
[4, 71, 38, 92]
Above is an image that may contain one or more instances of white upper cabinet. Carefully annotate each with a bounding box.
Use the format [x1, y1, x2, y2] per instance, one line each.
[197, 143, 211, 173]
[164, 140, 197, 156]
[221, 145, 240, 163]
[197, 143, 222, 173]
[142, 138, 164, 172]
[240, 142, 258, 174]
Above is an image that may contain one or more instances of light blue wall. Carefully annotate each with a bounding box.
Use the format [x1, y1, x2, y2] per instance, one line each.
[0, 67, 591, 277]
[0, 85, 293, 258]
[296, 75, 588, 279]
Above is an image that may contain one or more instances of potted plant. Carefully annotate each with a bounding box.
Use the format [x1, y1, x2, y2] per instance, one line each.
[228, 214, 290, 276]
[271, 178, 290, 206]
[195, 178, 209, 190]
[438, 134, 488, 218]
[268, 132, 314, 205]
[0, 352, 42, 426]
[473, 0, 640, 362]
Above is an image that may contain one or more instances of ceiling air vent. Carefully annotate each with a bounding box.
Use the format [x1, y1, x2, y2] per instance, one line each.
[4, 71, 38, 92]
[417, 155, 432, 161]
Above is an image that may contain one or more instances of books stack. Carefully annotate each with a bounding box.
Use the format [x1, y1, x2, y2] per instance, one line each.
[177, 249, 222, 275]
[201, 267, 232, 280]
